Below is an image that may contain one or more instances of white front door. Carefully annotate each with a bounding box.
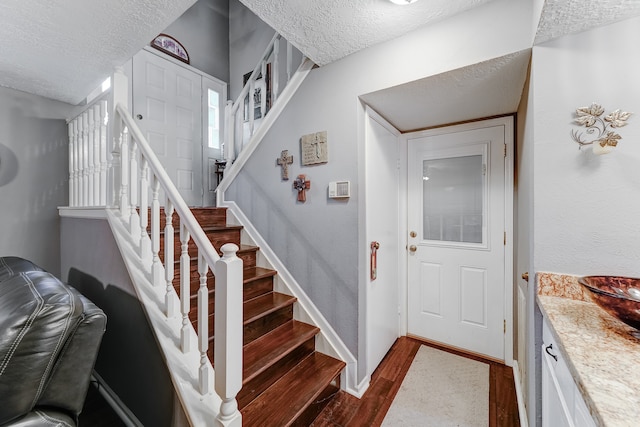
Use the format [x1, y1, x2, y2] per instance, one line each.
[407, 120, 510, 361]
[364, 107, 400, 377]
[133, 49, 203, 206]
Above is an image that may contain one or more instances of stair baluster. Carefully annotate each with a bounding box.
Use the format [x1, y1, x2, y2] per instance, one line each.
[139, 157, 150, 259]
[180, 223, 192, 353]
[128, 141, 138, 235]
[151, 176, 162, 284]
[164, 201, 176, 317]
[198, 254, 210, 394]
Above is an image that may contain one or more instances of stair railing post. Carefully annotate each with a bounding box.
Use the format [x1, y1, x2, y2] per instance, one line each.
[82, 111, 90, 207]
[214, 243, 243, 427]
[151, 176, 162, 281]
[164, 199, 176, 317]
[272, 36, 280, 106]
[197, 254, 210, 395]
[180, 222, 192, 353]
[87, 106, 95, 206]
[92, 104, 102, 206]
[139, 157, 150, 259]
[224, 100, 234, 164]
[67, 121, 75, 207]
[129, 141, 139, 236]
[119, 125, 130, 220]
[99, 100, 109, 206]
[110, 117, 122, 209]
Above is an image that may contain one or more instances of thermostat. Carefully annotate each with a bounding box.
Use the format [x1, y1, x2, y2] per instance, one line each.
[328, 181, 350, 198]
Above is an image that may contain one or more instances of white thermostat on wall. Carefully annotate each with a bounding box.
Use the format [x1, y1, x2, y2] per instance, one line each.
[328, 181, 350, 198]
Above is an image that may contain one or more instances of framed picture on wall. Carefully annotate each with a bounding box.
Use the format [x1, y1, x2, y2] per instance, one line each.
[243, 64, 271, 121]
[151, 34, 190, 64]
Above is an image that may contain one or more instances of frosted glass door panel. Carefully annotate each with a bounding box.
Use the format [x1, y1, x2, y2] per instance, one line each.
[422, 155, 484, 244]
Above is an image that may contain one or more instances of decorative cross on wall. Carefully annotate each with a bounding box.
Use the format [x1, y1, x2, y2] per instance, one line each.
[276, 150, 294, 180]
[293, 174, 311, 202]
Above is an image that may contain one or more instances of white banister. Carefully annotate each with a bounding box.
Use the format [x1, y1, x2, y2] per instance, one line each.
[111, 102, 243, 424]
[87, 108, 95, 206]
[214, 243, 243, 427]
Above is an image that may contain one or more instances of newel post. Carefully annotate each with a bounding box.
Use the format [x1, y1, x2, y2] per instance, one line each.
[214, 243, 243, 427]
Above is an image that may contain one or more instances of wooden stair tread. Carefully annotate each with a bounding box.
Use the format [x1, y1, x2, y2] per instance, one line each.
[243, 320, 319, 383]
[244, 292, 296, 324]
[171, 245, 259, 266]
[243, 266, 276, 283]
[241, 352, 346, 427]
[160, 224, 242, 236]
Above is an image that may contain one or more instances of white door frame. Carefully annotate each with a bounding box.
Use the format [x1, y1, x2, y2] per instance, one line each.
[361, 105, 402, 381]
[399, 116, 514, 366]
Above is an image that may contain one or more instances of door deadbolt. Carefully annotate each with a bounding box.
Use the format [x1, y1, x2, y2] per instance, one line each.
[409, 245, 417, 253]
[136, 114, 143, 120]
[410, 231, 417, 238]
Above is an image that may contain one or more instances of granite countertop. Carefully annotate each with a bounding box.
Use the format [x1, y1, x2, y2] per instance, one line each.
[536, 273, 640, 427]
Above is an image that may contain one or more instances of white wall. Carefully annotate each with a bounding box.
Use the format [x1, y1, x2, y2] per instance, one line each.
[162, 0, 230, 82]
[226, 0, 532, 373]
[532, 16, 640, 277]
[0, 86, 73, 276]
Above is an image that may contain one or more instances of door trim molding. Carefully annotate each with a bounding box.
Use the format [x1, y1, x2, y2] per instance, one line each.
[401, 116, 514, 366]
[358, 103, 402, 383]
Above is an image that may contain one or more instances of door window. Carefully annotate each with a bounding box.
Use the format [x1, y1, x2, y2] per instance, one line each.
[422, 154, 485, 244]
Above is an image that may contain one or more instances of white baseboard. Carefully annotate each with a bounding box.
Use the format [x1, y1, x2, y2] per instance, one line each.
[511, 361, 529, 427]
[91, 371, 143, 427]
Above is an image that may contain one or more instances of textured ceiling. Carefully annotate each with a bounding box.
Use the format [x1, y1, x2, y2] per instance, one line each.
[239, 0, 494, 66]
[0, 0, 197, 105]
[361, 50, 531, 132]
[535, 0, 640, 45]
[3, 0, 640, 109]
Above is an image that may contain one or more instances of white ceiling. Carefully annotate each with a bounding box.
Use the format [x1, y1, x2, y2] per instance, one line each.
[2, 0, 640, 127]
[239, 0, 494, 67]
[360, 49, 531, 132]
[0, 0, 197, 105]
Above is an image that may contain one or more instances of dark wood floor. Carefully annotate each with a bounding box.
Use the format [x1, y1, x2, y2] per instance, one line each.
[311, 336, 520, 427]
[79, 337, 520, 427]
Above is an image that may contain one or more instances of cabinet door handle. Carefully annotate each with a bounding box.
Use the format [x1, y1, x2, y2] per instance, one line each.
[545, 343, 558, 361]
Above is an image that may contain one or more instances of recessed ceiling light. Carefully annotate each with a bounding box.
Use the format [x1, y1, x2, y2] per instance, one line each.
[389, 0, 419, 4]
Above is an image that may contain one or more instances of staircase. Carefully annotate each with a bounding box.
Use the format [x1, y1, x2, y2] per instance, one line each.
[159, 207, 345, 426]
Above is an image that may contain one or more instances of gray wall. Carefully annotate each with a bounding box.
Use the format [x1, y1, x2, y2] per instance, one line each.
[226, 0, 532, 372]
[0, 86, 73, 276]
[162, 0, 230, 82]
[61, 217, 180, 427]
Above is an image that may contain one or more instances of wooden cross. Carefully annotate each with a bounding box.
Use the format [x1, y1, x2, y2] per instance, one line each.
[293, 174, 311, 202]
[276, 150, 294, 180]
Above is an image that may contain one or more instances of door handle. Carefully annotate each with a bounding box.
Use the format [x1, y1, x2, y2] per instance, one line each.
[136, 114, 143, 120]
[545, 344, 558, 361]
[409, 245, 417, 253]
[522, 272, 529, 282]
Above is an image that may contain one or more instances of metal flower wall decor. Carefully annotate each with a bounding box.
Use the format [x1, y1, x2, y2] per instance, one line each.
[571, 103, 632, 155]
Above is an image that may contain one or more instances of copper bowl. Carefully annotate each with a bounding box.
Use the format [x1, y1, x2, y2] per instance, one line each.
[579, 276, 640, 331]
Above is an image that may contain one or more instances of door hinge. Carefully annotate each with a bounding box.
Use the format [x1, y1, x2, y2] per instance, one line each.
[503, 143, 507, 158]
[504, 231, 506, 245]
[396, 158, 401, 170]
[504, 319, 506, 334]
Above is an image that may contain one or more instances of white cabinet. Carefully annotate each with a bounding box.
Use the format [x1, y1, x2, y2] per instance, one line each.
[542, 319, 596, 427]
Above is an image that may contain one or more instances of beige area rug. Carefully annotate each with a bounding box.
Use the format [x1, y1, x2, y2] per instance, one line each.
[381, 346, 489, 427]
